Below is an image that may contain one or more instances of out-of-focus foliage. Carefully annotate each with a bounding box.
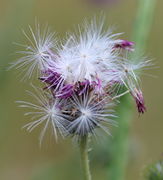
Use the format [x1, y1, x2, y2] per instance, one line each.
[144, 160, 163, 180]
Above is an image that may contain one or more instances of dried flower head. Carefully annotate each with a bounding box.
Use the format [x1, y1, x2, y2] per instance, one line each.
[13, 18, 149, 142]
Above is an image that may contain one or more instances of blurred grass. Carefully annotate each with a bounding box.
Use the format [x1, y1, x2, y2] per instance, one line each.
[0, 0, 162, 180]
[0, 0, 36, 86]
[132, 0, 156, 59]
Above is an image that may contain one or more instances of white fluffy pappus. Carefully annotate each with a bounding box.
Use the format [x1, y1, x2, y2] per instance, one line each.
[17, 86, 70, 143]
[11, 23, 57, 80]
[67, 90, 117, 141]
[55, 19, 121, 85]
[114, 58, 153, 91]
[12, 18, 123, 87]
[13, 17, 151, 143]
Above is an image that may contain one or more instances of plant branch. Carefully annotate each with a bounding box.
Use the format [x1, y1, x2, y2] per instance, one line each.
[80, 135, 92, 180]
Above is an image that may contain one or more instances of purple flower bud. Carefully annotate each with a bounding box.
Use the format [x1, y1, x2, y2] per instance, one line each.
[114, 40, 135, 51]
[56, 84, 74, 99]
[77, 80, 90, 95]
[132, 89, 146, 114]
[94, 77, 104, 94]
[40, 70, 62, 88]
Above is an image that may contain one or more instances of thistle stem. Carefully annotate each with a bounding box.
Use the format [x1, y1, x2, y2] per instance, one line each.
[80, 135, 92, 180]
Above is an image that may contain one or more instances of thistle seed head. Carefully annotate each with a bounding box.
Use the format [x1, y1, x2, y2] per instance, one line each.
[13, 18, 150, 142]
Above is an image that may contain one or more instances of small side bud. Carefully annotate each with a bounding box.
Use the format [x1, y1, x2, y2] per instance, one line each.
[114, 40, 135, 51]
[132, 89, 146, 114]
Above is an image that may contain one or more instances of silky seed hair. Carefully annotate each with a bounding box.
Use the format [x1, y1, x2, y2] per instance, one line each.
[13, 17, 150, 142]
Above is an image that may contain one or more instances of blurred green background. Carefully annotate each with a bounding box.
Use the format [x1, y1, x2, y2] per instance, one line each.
[0, 0, 162, 180]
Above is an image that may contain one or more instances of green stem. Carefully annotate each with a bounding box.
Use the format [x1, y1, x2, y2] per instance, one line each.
[109, 95, 133, 180]
[80, 135, 92, 180]
[132, 0, 156, 58]
[108, 0, 156, 180]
